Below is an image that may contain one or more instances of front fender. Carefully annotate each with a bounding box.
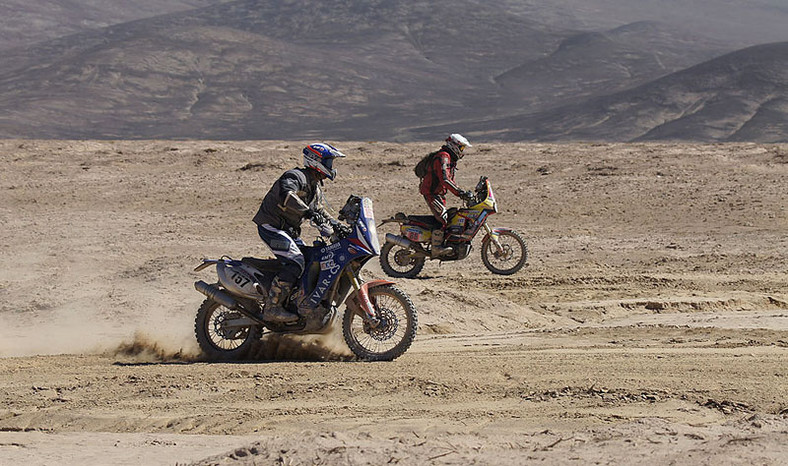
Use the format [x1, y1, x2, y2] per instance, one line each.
[482, 227, 513, 243]
[344, 279, 395, 321]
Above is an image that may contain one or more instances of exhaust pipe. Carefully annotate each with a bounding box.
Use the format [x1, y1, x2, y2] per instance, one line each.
[385, 233, 415, 250]
[194, 280, 240, 310]
[194, 281, 268, 325]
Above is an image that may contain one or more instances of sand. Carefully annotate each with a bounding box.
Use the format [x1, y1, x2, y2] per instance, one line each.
[1, 140, 786, 464]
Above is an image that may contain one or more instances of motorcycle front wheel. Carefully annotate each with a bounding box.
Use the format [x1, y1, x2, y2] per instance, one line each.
[343, 284, 418, 361]
[380, 242, 425, 278]
[481, 229, 528, 275]
[195, 298, 262, 361]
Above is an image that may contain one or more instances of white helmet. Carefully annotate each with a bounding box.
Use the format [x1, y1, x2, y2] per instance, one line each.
[445, 133, 471, 158]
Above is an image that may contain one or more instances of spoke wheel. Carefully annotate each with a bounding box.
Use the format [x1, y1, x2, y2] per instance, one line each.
[481, 230, 528, 275]
[195, 298, 261, 361]
[380, 242, 425, 278]
[343, 285, 417, 361]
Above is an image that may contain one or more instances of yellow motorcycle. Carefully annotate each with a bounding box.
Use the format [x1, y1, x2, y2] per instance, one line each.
[379, 176, 528, 278]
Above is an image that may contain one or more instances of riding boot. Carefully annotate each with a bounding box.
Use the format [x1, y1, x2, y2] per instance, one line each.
[261, 277, 299, 323]
[431, 229, 453, 258]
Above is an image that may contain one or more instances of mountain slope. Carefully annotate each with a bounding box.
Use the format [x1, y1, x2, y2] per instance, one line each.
[496, 0, 788, 47]
[0, 0, 568, 139]
[494, 21, 727, 110]
[414, 42, 788, 142]
[0, 1, 782, 141]
[0, 0, 228, 50]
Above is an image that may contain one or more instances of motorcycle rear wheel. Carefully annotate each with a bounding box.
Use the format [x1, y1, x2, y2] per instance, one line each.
[481, 229, 528, 275]
[195, 298, 262, 361]
[343, 284, 418, 361]
[380, 242, 425, 278]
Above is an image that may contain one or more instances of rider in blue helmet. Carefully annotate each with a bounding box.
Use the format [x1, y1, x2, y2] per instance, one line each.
[252, 143, 346, 323]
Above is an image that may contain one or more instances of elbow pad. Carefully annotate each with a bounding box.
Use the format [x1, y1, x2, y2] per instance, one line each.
[281, 191, 311, 216]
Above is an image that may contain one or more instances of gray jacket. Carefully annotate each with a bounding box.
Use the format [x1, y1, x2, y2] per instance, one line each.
[252, 168, 329, 233]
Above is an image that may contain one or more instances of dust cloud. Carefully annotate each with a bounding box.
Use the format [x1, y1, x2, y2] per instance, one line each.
[0, 305, 199, 359]
[0, 294, 354, 362]
[247, 319, 355, 362]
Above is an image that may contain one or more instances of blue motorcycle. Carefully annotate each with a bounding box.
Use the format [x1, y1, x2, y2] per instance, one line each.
[193, 195, 418, 361]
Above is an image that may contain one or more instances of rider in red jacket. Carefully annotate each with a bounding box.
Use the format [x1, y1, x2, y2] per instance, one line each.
[419, 134, 473, 257]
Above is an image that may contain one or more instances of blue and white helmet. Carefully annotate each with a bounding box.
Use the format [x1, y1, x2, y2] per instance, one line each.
[303, 143, 346, 180]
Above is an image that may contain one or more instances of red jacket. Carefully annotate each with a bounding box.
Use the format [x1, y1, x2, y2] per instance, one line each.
[419, 149, 462, 197]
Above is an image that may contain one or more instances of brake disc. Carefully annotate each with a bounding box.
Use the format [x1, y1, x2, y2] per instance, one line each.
[365, 307, 398, 341]
[394, 249, 415, 266]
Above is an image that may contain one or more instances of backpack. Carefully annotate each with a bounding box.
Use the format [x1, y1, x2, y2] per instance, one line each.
[414, 150, 440, 178]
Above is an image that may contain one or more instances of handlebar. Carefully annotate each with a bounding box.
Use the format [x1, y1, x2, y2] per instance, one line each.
[309, 212, 352, 240]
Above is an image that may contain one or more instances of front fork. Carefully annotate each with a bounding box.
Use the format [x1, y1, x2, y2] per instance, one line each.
[345, 269, 389, 328]
[484, 223, 505, 254]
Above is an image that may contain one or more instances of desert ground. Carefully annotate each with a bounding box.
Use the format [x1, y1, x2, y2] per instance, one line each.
[0, 140, 786, 465]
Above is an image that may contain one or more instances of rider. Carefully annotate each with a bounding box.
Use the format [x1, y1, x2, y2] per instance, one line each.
[419, 133, 474, 257]
[252, 143, 346, 323]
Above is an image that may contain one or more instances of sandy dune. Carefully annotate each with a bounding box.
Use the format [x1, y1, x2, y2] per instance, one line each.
[1, 140, 786, 464]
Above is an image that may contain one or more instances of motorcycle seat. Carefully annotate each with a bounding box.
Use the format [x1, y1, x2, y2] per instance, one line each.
[406, 215, 443, 229]
[241, 257, 280, 272]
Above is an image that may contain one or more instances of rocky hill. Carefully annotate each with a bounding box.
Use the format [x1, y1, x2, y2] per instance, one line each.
[494, 0, 788, 47]
[422, 42, 787, 142]
[0, 0, 227, 50]
[494, 21, 727, 110]
[0, 0, 785, 141]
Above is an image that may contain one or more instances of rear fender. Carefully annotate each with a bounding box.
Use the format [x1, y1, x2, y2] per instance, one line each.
[378, 218, 400, 226]
[194, 259, 220, 272]
[344, 279, 395, 321]
[377, 212, 410, 227]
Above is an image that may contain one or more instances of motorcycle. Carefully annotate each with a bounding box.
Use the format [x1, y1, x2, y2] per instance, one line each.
[379, 176, 528, 278]
[192, 195, 418, 361]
